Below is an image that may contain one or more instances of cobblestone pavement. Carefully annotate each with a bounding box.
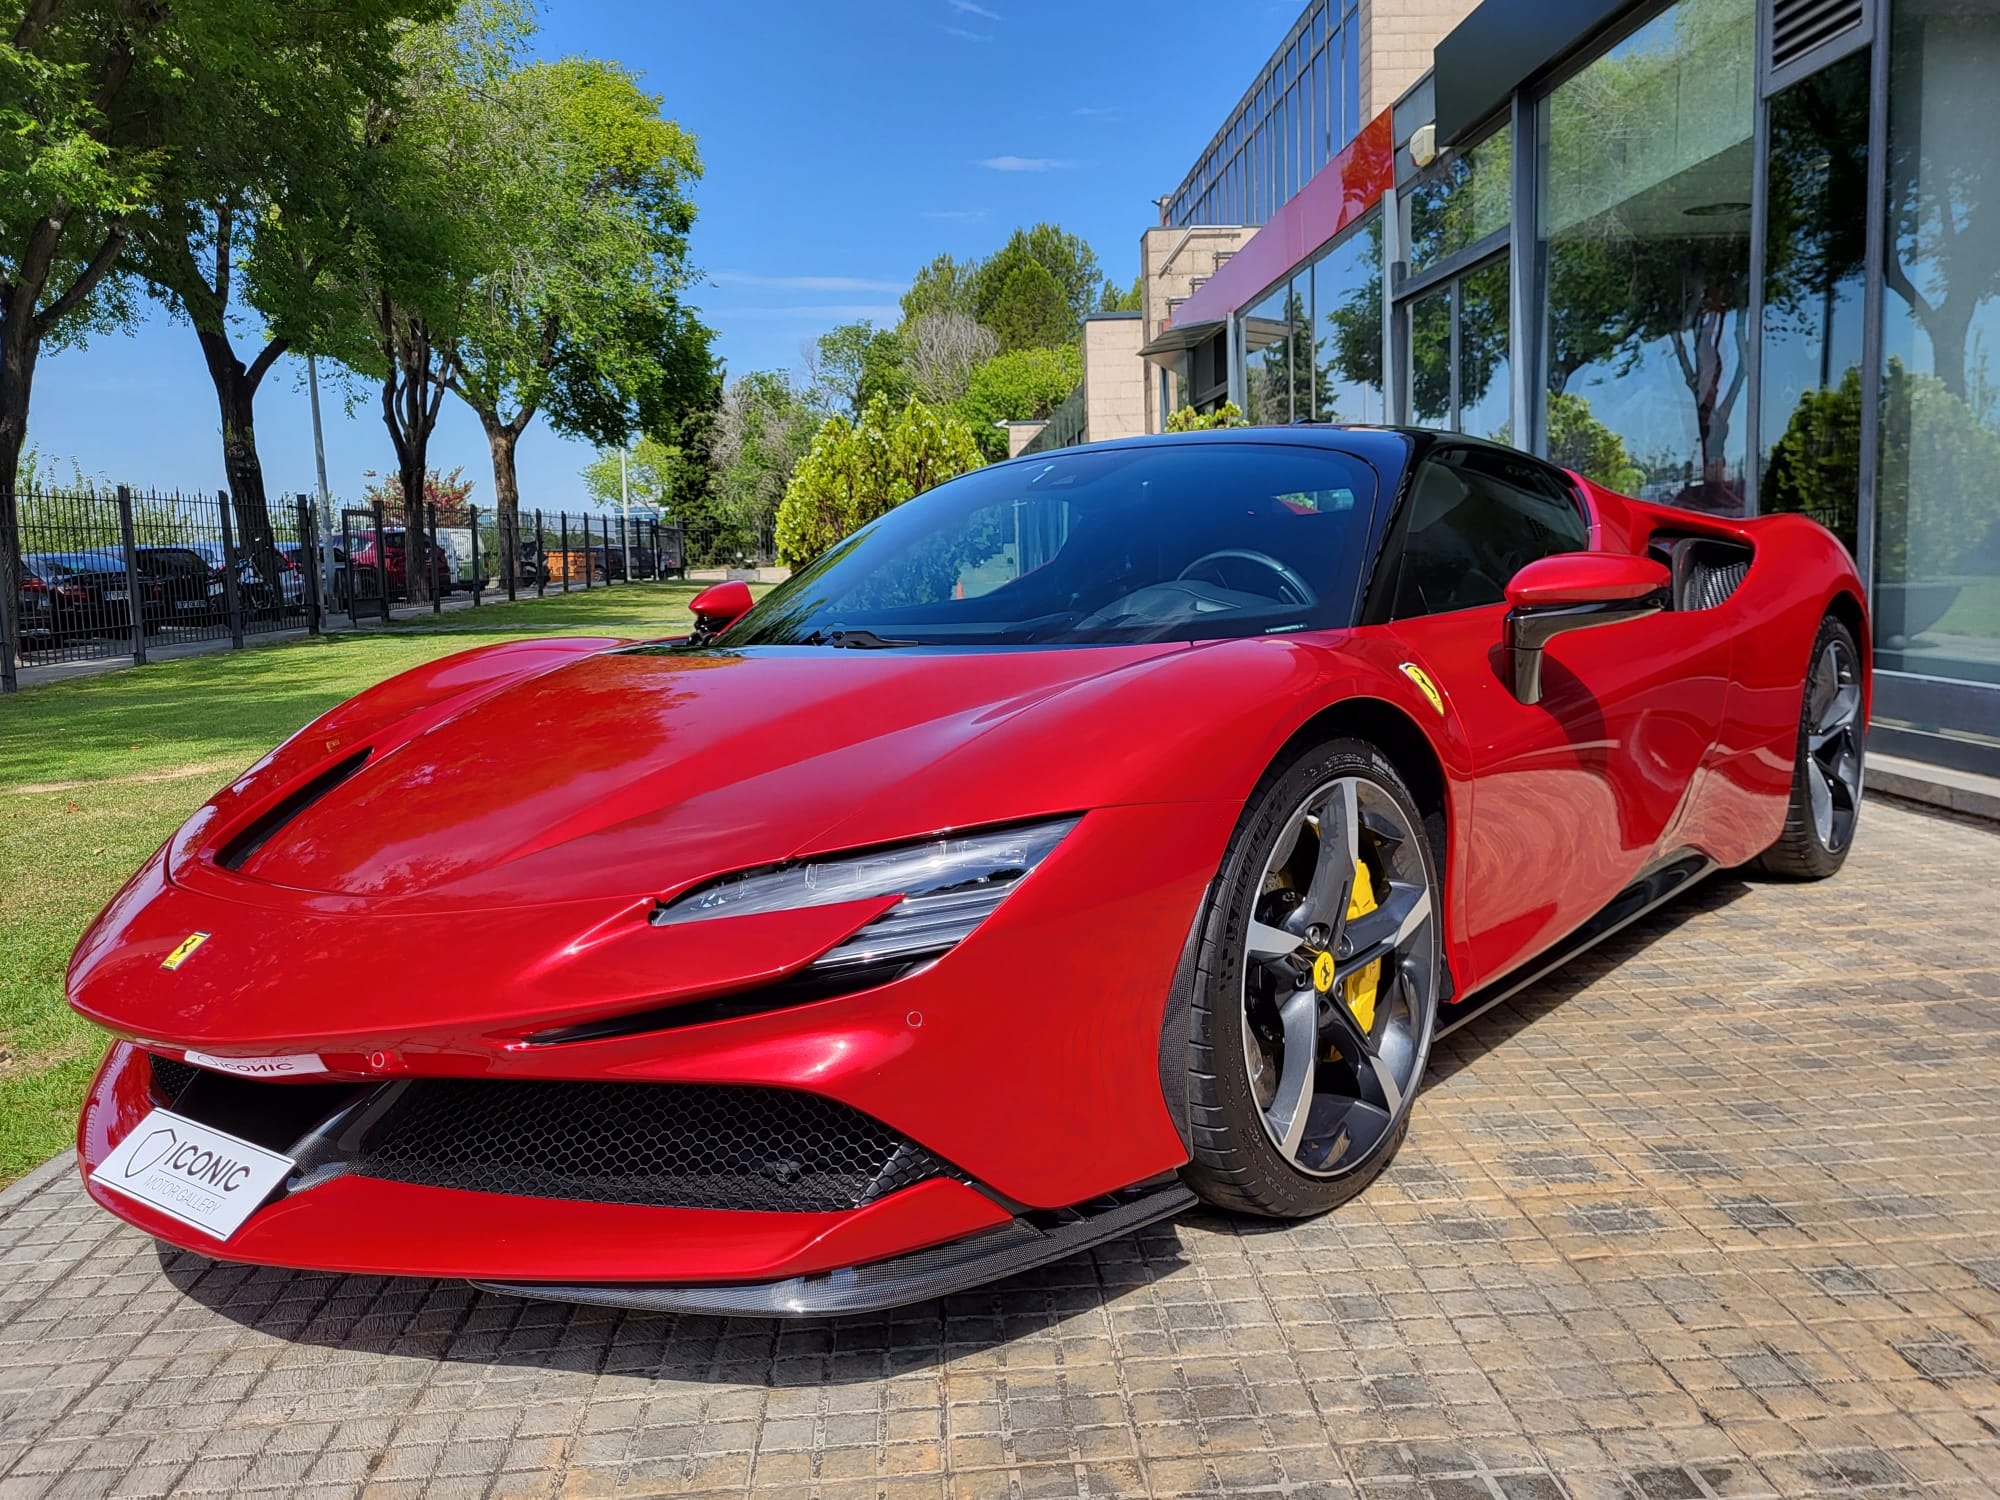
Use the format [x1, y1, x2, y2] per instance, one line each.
[3, 798, 1999, 1500]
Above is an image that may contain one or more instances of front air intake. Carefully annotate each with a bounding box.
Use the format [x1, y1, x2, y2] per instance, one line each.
[215, 749, 370, 871]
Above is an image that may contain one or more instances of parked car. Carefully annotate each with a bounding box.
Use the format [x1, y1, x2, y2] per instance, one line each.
[138, 542, 303, 622]
[434, 527, 490, 593]
[346, 529, 451, 597]
[17, 551, 166, 642]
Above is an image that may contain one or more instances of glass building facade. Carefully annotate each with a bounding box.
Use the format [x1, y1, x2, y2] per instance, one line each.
[1162, 0, 1364, 228]
[1200, 0, 2000, 769]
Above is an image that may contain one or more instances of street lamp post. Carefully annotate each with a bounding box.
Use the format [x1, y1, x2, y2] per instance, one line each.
[619, 444, 634, 582]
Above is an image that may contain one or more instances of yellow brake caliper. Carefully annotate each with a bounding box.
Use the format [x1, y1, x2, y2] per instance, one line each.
[1343, 859, 1382, 1035]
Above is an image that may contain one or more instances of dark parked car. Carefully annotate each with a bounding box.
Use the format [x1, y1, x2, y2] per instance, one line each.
[17, 551, 165, 643]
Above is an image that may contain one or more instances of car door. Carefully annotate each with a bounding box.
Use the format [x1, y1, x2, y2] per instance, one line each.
[1378, 444, 1731, 992]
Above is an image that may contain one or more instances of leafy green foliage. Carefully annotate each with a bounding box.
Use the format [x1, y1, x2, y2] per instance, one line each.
[970, 224, 1101, 340]
[775, 395, 984, 565]
[952, 345, 1083, 461]
[987, 262, 1071, 354]
[1099, 275, 1144, 313]
[1166, 402, 1246, 431]
[1541, 393, 1644, 494]
[813, 322, 912, 417]
[900, 253, 979, 327]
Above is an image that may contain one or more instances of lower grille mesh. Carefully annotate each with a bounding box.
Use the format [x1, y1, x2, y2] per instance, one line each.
[148, 1053, 203, 1105]
[356, 1079, 954, 1213]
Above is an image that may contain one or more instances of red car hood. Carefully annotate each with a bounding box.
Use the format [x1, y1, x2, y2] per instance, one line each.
[172, 642, 1189, 912]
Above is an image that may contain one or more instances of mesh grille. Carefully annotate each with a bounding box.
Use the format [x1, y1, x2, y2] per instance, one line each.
[356, 1079, 954, 1213]
[1689, 558, 1749, 612]
[147, 1052, 203, 1105]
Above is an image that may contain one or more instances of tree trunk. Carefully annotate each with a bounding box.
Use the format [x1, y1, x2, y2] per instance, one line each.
[482, 415, 521, 599]
[0, 300, 36, 678]
[195, 328, 284, 599]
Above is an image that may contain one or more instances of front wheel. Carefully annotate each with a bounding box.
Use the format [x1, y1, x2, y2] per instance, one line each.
[1757, 615, 1865, 880]
[1183, 738, 1443, 1219]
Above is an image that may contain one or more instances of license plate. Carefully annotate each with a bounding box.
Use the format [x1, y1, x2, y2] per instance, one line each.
[104, 590, 129, 602]
[176, 599, 204, 611]
[207, 583, 223, 596]
[91, 1109, 294, 1240]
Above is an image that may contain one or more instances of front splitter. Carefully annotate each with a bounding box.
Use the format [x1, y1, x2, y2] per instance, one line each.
[474, 1181, 1195, 1317]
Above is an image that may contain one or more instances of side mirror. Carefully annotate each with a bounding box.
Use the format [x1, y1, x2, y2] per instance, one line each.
[1504, 552, 1670, 705]
[687, 580, 753, 645]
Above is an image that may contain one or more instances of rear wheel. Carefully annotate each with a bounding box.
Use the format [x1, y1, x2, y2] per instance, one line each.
[1183, 738, 1442, 1219]
[1758, 615, 1864, 880]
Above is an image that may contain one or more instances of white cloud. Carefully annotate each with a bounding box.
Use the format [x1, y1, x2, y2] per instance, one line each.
[947, 0, 1002, 18]
[1072, 105, 1122, 118]
[922, 209, 988, 222]
[941, 24, 992, 41]
[979, 155, 1076, 172]
[709, 272, 907, 293]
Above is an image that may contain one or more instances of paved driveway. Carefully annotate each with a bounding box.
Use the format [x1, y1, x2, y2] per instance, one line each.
[3, 799, 1998, 1500]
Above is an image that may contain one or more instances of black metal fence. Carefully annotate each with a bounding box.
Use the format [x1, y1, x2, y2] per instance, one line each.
[2, 489, 687, 691]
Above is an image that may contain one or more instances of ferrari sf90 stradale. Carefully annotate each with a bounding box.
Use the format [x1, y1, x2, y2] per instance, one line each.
[70, 428, 1867, 1315]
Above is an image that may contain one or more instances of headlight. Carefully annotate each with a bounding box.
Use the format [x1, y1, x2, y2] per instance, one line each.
[651, 818, 1078, 970]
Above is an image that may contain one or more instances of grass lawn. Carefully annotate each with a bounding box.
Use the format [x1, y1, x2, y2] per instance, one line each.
[0, 580, 734, 1185]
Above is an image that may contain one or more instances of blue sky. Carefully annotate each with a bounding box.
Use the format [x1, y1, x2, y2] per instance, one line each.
[26, 0, 1296, 513]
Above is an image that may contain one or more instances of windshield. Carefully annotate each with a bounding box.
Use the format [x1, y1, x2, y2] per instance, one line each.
[721, 441, 1382, 648]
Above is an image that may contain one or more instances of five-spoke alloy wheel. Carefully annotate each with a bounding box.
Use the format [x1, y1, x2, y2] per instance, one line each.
[1184, 737, 1442, 1218]
[1759, 614, 1865, 880]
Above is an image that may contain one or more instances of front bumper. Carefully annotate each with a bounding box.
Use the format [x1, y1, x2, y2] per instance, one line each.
[72, 800, 1236, 1294]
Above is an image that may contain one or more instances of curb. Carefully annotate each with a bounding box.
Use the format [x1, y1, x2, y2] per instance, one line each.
[0, 1152, 74, 1214]
[1867, 755, 2000, 829]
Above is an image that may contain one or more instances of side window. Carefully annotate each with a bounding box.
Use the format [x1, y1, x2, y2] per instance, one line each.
[1392, 446, 1590, 619]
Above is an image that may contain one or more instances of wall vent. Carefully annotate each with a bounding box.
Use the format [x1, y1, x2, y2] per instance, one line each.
[1772, 0, 1866, 74]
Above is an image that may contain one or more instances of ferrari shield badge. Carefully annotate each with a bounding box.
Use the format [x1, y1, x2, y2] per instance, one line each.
[161, 932, 210, 971]
[1399, 662, 1446, 717]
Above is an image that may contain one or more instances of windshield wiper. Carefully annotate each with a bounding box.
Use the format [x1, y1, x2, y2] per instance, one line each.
[798, 627, 922, 649]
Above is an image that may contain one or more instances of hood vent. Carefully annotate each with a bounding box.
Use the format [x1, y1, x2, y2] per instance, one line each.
[216, 749, 371, 872]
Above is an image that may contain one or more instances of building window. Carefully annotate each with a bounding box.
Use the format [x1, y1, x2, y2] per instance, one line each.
[1314, 215, 1386, 424]
[1407, 128, 1512, 276]
[1757, 50, 1870, 559]
[1875, 0, 2000, 684]
[1243, 278, 1311, 425]
[1537, 0, 1756, 509]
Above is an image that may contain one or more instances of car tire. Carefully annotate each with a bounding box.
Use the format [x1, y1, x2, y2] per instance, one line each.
[1182, 736, 1443, 1220]
[1756, 614, 1865, 880]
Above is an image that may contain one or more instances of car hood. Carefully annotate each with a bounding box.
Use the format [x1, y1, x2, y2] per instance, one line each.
[175, 642, 1192, 911]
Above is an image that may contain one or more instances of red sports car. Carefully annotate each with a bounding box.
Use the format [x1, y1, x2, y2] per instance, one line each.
[68, 429, 1867, 1315]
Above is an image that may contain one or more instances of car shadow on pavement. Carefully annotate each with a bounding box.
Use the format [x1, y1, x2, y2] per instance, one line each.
[1423, 870, 1759, 1085]
[155, 1215, 1201, 1384]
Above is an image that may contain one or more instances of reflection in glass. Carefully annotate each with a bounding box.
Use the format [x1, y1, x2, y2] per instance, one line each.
[1408, 129, 1512, 275]
[1876, 0, 2000, 689]
[1314, 216, 1386, 423]
[1410, 288, 1452, 428]
[1244, 281, 1309, 425]
[1539, 0, 1754, 511]
[1458, 260, 1511, 440]
[1758, 52, 1870, 558]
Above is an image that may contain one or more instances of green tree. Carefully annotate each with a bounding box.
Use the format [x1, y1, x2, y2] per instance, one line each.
[122, 0, 441, 592]
[361, 464, 476, 522]
[970, 224, 1101, 339]
[1099, 274, 1143, 313]
[900, 252, 977, 327]
[1541, 392, 1644, 493]
[775, 393, 984, 565]
[707, 369, 816, 557]
[312, 0, 530, 600]
[952, 344, 1083, 461]
[986, 261, 1071, 353]
[442, 54, 712, 581]
[812, 321, 910, 417]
